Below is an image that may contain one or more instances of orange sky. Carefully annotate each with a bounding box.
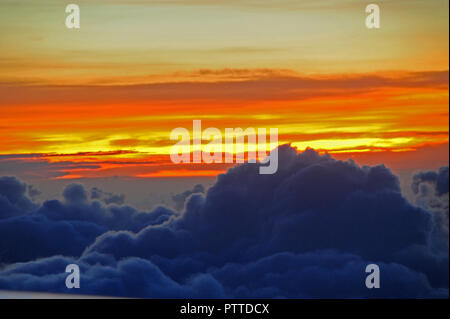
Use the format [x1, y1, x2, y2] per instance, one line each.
[0, 1, 448, 179]
[1, 70, 448, 179]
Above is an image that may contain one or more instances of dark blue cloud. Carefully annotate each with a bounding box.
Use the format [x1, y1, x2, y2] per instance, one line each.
[0, 215, 105, 264]
[0, 254, 225, 298]
[0, 176, 36, 219]
[437, 167, 449, 196]
[0, 146, 448, 298]
[63, 184, 88, 204]
[0, 181, 177, 264]
[210, 251, 447, 298]
[37, 199, 177, 233]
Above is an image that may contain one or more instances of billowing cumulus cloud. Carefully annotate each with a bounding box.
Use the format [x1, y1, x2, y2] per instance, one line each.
[172, 184, 205, 211]
[0, 179, 177, 264]
[0, 146, 448, 298]
[0, 176, 37, 219]
[411, 166, 449, 255]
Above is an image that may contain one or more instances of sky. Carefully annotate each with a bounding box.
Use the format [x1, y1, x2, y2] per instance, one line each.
[0, 0, 448, 182]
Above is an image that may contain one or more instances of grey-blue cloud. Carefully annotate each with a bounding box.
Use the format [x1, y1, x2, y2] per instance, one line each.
[0, 146, 448, 298]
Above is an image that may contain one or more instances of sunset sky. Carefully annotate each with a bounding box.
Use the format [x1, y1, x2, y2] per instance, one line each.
[0, 0, 449, 300]
[0, 0, 448, 181]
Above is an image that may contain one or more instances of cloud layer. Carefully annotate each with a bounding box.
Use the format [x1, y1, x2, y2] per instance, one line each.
[0, 146, 448, 298]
